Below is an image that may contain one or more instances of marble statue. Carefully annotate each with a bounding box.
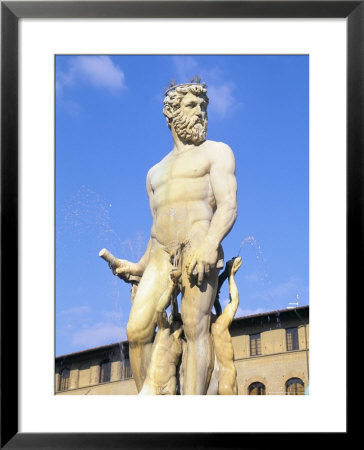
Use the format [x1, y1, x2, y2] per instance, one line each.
[100, 78, 239, 394]
[139, 268, 183, 395]
[211, 257, 242, 395]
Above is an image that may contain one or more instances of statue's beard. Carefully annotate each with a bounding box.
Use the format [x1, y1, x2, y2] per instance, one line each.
[172, 111, 207, 145]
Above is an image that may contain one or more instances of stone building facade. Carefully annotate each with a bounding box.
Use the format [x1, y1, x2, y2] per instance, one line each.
[55, 305, 309, 395]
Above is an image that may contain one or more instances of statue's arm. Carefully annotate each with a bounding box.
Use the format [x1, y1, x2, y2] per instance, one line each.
[104, 238, 151, 280]
[216, 258, 242, 327]
[188, 144, 237, 285]
[206, 143, 237, 245]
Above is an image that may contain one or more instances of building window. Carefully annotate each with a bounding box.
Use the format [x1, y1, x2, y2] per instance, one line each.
[250, 333, 261, 356]
[100, 360, 111, 383]
[286, 327, 299, 351]
[248, 382, 266, 395]
[59, 368, 70, 391]
[286, 377, 304, 395]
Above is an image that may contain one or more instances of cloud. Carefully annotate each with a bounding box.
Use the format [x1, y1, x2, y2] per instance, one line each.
[207, 81, 237, 117]
[57, 56, 126, 94]
[170, 56, 240, 118]
[56, 80, 62, 95]
[239, 307, 265, 317]
[267, 276, 303, 299]
[57, 305, 91, 318]
[101, 309, 123, 323]
[171, 56, 199, 83]
[71, 56, 125, 90]
[62, 99, 84, 117]
[247, 276, 309, 308]
[57, 303, 127, 353]
[56, 56, 126, 116]
[71, 322, 126, 349]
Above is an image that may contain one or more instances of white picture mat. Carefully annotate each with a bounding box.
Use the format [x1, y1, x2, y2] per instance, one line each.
[19, 18, 346, 433]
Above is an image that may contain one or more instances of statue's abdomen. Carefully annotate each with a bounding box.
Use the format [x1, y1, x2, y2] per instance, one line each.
[151, 176, 215, 249]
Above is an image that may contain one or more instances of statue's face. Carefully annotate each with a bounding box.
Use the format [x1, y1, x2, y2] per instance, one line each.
[172, 92, 208, 144]
[180, 92, 207, 124]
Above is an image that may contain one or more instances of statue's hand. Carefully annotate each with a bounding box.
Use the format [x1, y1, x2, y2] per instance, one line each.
[170, 268, 182, 285]
[99, 248, 144, 283]
[187, 241, 218, 286]
[231, 256, 242, 275]
[113, 259, 145, 281]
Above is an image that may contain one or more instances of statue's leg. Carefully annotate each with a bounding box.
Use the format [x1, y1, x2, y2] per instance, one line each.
[180, 246, 222, 394]
[126, 243, 172, 392]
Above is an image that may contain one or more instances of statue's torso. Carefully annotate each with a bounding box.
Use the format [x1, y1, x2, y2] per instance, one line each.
[149, 141, 217, 250]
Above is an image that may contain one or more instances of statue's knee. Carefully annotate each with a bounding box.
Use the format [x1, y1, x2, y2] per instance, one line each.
[127, 319, 154, 345]
[219, 382, 233, 396]
[126, 321, 138, 343]
[183, 316, 208, 341]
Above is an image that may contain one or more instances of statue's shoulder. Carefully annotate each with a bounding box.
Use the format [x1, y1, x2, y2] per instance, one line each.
[204, 139, 233, 151]
[147, 152, 172, 179]
[204, 140, 235, 162]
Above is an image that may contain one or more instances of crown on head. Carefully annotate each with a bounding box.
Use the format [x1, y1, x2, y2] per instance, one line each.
[164, 75, 207, 95]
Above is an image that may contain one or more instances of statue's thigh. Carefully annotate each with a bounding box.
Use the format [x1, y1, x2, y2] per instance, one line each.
[180, 266, 219, 324]
[129, 250, 172, 328]
[180, 242, 223, 321]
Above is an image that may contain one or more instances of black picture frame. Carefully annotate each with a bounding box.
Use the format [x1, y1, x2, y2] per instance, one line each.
[1, 1, 357, 448]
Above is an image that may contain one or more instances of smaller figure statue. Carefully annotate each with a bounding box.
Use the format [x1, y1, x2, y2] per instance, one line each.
[100, 247, 242, 395]
[211, 256, 242, 395]
[139, 268, 183, 395]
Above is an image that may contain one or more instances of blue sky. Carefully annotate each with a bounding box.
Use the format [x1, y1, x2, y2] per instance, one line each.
[56, 55, 309, 357]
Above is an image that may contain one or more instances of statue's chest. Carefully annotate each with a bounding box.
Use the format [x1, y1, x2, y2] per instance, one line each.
[152, 152, 209, 190]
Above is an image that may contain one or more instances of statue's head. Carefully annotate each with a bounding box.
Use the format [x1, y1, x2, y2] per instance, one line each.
[163, 78, 209, 145]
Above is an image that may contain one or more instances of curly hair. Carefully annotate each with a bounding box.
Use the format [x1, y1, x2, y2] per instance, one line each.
[163, 84, 209, 130]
